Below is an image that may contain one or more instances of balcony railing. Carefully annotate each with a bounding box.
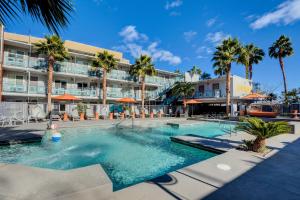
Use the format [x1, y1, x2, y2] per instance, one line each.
[29, 86, 47, 94]
[52, 88, 97, 97]
[193, 90, 223, 98]
[3, 84, 27, 93]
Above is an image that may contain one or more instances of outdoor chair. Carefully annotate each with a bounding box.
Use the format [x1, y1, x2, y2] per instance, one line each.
[29, 104, 46, 122]
[51, 110, 62, 121]
[125, 110, 131, 118]
[86, 108, 95, 120]
[159, 109, 169, 117]
[179, 108, 185, 118]
[144, 108, 150, 118]
[11, 111, 26, 125]
[70, 109, 80, 121]
[100, 106, 109, 119]
[135, 109, 141, 118]
[0, 114, 9, 127]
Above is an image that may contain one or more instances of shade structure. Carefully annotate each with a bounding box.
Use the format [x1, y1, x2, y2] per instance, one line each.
[117, 97, 137, 103]
[184, 99, 202, 104]
[52, 93, 81, 101]
[242, 93, 267, 100]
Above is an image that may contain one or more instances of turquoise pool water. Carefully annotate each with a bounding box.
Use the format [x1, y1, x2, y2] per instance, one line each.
[0, 122, 234, 190]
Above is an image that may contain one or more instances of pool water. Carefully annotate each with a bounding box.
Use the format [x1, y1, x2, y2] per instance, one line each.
[0, 122, 233, 190]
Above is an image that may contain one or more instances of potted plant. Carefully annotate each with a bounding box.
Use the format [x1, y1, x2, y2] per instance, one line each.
[236, 117, 291, 153]
[76, 102, 87, 121]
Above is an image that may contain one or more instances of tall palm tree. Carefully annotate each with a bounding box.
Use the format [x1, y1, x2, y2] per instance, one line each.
[269, 35, 294, 103]
[171, 81, 195, 115]
[129, 55, 156, 110]
[92, 51, 117, 105]
[34, 35, 69, 113]
[212, 37, 240, 116]
[238, 44, 265, 80]
[0, 0, 73, 34]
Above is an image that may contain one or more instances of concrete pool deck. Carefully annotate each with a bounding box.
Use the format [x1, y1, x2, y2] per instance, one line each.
[0, 119, 300, 199]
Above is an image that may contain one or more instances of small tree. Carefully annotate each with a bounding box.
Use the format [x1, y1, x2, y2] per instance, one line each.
[236, 118, 290, 152]
[171, 82, 195, 116]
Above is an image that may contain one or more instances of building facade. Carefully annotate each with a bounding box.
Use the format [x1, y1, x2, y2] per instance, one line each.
[0, 32, 183, 104]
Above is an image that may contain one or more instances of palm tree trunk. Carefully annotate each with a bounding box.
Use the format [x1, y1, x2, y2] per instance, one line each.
[253, 137, 266, 152]
[141, 76, 145, 110]
[102, 69, 107, 105]
[225, 64, 231, 116]
[47, 56, 54, 113]
[249, 64, 253, 80]
[245, 65, 249, 79]
[279, 56, 288, 103]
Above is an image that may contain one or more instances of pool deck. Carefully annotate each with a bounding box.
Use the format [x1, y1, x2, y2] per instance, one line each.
[1, 119, 300, 199]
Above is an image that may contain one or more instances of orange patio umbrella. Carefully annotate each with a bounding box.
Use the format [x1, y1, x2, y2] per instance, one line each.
[184, 99, 202, 104]
[242, 93, 267, 100]
[117, 97, 137, 103]
[52, 93, 81, 101]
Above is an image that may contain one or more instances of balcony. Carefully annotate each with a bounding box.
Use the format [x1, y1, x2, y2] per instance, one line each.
[107, 69, 135, 82]
[52, 88, 97, 97]
[29, 86, 47, 94]
[193, 90, 223, 98]
[3, 84, 27, 93]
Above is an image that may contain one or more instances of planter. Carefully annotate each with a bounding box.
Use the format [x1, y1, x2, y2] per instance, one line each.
[95, 112, 99, 120]
[150, 112, 154, 118]
[109, 112, 114, 120]
[80, 113, 85, 121]
[141, 111, 145, 119]
[292, 110, 298, 119]
[63, 113, 69, 121]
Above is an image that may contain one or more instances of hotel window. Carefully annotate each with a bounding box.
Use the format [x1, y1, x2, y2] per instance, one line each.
[30, 76, 38, 86]
[16, 75, 24, 86]
[213, 83, 219, 90]
[198, 85, 204, 94]
[77, 82, 88, 89]
[7, 49, 25, 66]
[55, 80, 67, 89]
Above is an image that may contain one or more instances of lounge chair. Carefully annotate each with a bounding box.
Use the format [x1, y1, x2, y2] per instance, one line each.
[144, 108, 150, 118]
[86, 108, 95, 120]
[125, 110, 131, 118]
[159, 109, 169, 117]
[11, 111, 26, 125]
[179, 108, 185, 118]
[29, 104, 46, 122]
[0, 114, 9, 127]
[100, 106, 109, 119]
[70, 109, 80, 121]
[135, 108, 141, 118]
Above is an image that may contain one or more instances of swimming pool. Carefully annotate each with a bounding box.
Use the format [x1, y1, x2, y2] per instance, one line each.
[0, 122, 234, 190]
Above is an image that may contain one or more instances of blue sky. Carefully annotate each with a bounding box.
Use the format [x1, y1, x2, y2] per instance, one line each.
[5, 0, 300, 93]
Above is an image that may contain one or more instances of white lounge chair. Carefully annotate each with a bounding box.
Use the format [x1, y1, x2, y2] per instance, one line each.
[135, 108, 141, 118]
[86, 108, 95, 120]
[29, 104, 46, 122]
[70, 109, 80, 121]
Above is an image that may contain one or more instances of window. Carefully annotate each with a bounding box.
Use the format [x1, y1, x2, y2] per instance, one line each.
[213, 83, 219, 90]
[55, 80, 67, 89]
[16, 75, 23, 85]
[77, 82, 88, 89]
[30, 76, 38, 86]
[199, 85, 204, 93]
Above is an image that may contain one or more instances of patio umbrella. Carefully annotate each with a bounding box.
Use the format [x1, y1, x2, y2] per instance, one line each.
[184, 99, 202, 116]
[242, 93, 267, 100]
[52, 93, 81, 101]
[52, 94, 81, 121]
[117, 98, 137, 120]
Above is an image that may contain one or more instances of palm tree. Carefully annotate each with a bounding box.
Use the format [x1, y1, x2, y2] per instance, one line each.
[238, 44, 265, 80]
[34, 35, 69, 113]
[92, 51, 117, 105]
[212, 37, 241, 115]
[189, 66, 202, 77]
[0, 0, 73, 34]
[171, 81, 195, 115]
[129, 55, 156, 110]
[201, 72, 211, 80]
[269, 35, 294, 103]
[174, 69, 181, 74]
[236, 117, 290, 152]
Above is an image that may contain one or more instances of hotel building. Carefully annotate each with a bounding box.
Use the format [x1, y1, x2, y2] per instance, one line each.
[0, 30, 182, 105]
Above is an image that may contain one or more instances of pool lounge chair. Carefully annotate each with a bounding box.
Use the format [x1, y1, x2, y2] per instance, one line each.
[29, 105, 46, 122]
[86, 108, 95, 120]
[179, 108, 185, 118]
[144, 109, 150, 118]
[100, 106, 109, 119]
[125, 110, 131, 118]
[70, 109, 80, 121]
[135, 109, 141, 118]
[11, 111, 26, 125]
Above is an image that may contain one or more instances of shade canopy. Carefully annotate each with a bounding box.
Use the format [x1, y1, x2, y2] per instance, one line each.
[242, 93, 267, 100]
[184, 99, 202, 104]
[117, 97, 137, 103]
[52, 93, 81, 101]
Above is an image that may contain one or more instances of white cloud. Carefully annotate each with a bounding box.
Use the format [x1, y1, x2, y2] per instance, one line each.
[119, 25, 148, 42]
[205, 31, 230, 46]
[250, 0, 300, 29]
[165, 0, 183, 10]
[115, 26, 181, 65]
[206, 18, 217, 27]
[183, 31, 197, 42]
